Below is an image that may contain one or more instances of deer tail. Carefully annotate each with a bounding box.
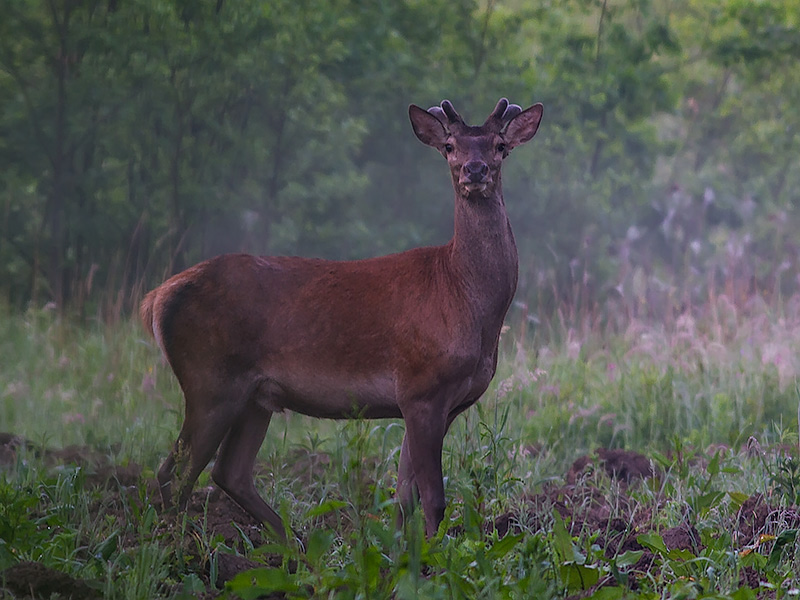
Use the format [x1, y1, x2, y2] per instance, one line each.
[139, 288, 164, 353]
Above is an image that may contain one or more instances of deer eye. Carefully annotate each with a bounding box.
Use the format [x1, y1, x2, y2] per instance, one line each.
[496, 143, 507, 154]
[444, 143, 454, 154]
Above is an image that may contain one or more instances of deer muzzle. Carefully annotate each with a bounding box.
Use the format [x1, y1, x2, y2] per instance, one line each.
[463, 160, 488, 183]
[461, 160, 490, 194]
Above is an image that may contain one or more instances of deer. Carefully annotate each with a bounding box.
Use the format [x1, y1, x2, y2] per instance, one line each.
[139, 97, 543, 540]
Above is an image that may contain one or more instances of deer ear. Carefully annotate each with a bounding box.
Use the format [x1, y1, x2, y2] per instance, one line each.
[409, 104, 449, 151]
[503, 103, 543, 150]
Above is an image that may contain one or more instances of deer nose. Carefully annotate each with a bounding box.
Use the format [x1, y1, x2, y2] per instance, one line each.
[463, 161, 488, 182]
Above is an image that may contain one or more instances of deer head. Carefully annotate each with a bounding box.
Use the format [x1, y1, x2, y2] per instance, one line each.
[408, 98, 543, 201]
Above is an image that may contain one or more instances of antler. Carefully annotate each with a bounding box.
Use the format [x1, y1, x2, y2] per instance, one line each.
[485, 97, 522, 130]
[427, 100, 463, 127]
[427, 106, 447, 124]
[427, 98, 521, 131]
[488, 98, 509, 121]
[501, 103, 522, 123]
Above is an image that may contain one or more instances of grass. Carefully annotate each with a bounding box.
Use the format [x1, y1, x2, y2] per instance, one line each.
[1, 296, 800, 598]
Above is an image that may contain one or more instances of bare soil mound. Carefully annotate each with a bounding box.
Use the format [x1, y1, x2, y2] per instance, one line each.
[0, 561, 103, 599]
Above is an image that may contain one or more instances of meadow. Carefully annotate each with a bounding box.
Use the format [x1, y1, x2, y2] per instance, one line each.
[2, 295, 800, 599]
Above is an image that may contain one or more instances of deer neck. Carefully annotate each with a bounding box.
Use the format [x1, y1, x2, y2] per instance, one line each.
[449, 184, 519, 319]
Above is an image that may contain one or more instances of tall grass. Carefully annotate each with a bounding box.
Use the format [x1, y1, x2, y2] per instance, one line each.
[2, 295, 799, 509]
[0, 306, 181, 465]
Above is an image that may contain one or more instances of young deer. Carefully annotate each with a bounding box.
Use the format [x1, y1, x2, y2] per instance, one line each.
[140, 98, 543, 539]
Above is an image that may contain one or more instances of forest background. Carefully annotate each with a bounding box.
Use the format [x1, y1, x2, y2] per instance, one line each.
[1, 0, 799, 329]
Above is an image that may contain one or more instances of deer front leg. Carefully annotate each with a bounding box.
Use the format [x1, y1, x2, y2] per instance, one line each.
[396, 434, 419, 528]
[402, 407, 447, 537]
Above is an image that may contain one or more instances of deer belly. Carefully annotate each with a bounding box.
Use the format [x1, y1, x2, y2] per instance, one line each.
[252, 373, 401, 419]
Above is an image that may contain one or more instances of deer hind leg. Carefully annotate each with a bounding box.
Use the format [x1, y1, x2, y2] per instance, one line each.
[211, 404, 286, 540]
[156, 426, 183, 510]
[157, 388, 243, 514]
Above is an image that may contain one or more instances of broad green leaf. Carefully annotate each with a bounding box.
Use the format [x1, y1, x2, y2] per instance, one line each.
[487, 533, 523, 560]
[225, 567, 298, 599]
[306, 529, 335, 565]
[551, 511, 575, 561]
[731, 586, 758, 600]
[306, 500, 348, 518]
[94, 530, 119, 561]
[560, 563, 600, 593]
[728, 492, 750, 510]
[708, 451, 721, 476]
[766, 529, 798, 571]
[637, 533, 668, 555]
[614, 549, 644, 568]
[694, 492, 726, 515]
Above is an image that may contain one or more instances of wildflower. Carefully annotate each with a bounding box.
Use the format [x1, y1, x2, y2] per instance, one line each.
[62, 413, 85, 425]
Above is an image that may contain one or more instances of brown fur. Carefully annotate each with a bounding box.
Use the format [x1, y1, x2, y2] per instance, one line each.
[140, 98, 543, 539]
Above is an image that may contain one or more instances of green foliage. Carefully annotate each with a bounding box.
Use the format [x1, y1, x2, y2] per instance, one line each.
[514, 0, 680, 294]
[0, 0, 798, 324]
[224, 508, 552, 599]
[769, 455, 800, 506]
[0, 476, 48, 569]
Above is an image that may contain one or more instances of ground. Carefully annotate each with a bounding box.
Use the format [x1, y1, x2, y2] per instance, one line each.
[0, 434, 792, 598]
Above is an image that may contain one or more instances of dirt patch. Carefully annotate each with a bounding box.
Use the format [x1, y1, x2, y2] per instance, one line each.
[0, 561, 102, 599]
[566, 447, 657, 483]
[736, 493, 800, 544]
[0, 431, 138, 487]
[183, 485, 271, 553]
[496, 449, 658, 540]
[493, 447, 793, 594]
